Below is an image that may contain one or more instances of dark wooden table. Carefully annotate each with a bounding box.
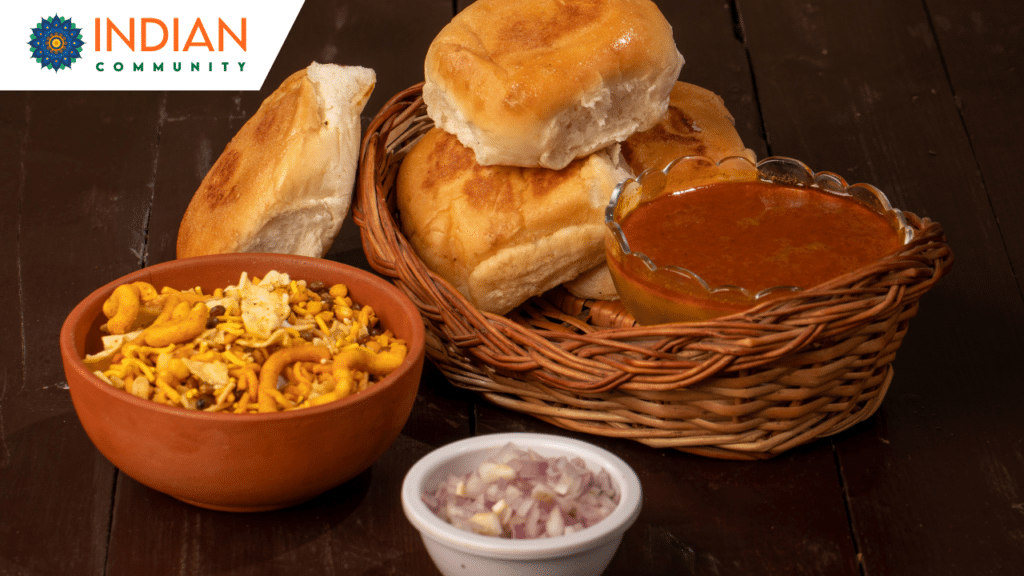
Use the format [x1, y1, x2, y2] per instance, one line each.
[2, 1, 1022, 574]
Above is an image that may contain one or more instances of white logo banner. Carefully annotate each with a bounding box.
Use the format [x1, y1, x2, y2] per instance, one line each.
[1, 1, 304, 91]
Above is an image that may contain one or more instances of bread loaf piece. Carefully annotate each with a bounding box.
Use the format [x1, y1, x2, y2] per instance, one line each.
[423, 0, 683, 170]
[563, 264, 620, 300]
[176, 63, 375, 259]
[622, 81, 758, 185]
[397, 128, 631, 315]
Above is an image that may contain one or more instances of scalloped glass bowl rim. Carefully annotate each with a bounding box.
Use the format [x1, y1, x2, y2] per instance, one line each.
[604, 155, 914, 303]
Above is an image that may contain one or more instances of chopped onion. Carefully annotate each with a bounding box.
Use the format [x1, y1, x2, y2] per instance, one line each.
[422, 442, 620, 539]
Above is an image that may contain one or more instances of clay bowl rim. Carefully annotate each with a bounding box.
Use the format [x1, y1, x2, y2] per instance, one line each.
[60, 252, 427, 424]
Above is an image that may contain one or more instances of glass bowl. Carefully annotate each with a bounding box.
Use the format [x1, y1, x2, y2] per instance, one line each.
[604, 155, 913, 325]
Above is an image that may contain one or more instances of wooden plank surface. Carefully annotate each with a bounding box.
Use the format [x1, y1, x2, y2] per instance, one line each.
[1, 0, 1022, 575]
[738, 0, 1024, 573]
[0, 92, 36, 576]
[926, 0, 1024, 296]
[661, 0, 768, 159]
[0, 91, 163, 574]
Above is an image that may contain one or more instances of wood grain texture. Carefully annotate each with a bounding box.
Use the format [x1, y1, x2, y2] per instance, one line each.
[738, 0, 1024, 573]
[1, 0, 1022, 575]
[105, 434, 439, 576]
[658, 0, 768, 159]
[0, 91, 163, 575]
[926, 0, 1024, 296]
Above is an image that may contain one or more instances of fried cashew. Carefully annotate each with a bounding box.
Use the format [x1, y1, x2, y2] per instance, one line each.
[134, 282, 159, 302]
[102, 281, 160, 334]
[103, 284, 141, 334]
[257, 346, 332, 413]
[146, 295, 184, 328]
[159, 287, 211, 304]
[143, 302, 210, 347]
[334, 342, 408, 376]
[129, 375, 152, 400]
[310, 369, 356, 407]
[309, 342, 408, 407]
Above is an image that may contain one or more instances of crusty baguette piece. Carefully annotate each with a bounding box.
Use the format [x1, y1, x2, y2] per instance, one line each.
[397, 128, 631, 315]
[176, 62, 375, 259]
[423, 0, 683, 170]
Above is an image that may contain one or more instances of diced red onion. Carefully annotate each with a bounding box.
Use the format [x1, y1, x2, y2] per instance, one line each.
[422, 442, 620, 539]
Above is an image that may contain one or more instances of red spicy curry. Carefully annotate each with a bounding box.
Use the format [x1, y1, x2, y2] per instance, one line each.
[606, 177, 905, 325]
[618, 180, 901, 294]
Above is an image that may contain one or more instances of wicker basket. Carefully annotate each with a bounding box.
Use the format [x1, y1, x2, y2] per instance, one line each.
[354, 84, 954, 460]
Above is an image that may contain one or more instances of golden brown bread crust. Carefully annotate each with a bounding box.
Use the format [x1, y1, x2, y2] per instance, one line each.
[178, 70, 312, 258]
[563, 263, 619, 300]
[176, 64, 374, 259]
[423, 0, 683, 169]
[397, 128, 631, 315]
[621, 81, 759, 186]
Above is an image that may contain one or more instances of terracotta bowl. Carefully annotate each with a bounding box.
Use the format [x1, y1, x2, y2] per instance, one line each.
[59, 253, 425, 512]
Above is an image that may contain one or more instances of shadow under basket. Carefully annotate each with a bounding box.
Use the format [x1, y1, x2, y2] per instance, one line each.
[354, 83, 954, 460]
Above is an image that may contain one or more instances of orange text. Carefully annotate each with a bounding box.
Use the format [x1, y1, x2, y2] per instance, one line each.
[94, 18, 247, 52]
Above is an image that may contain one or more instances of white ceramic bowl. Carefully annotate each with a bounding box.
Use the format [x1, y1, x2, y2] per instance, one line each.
[401, 433, 642, 576]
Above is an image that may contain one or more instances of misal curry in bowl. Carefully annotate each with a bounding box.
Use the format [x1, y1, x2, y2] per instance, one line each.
[605, 155, 912, 324]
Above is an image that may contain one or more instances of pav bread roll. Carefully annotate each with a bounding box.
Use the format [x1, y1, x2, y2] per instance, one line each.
[397, 128, 631, 315]
[622, 81, 758, 186]
[423, 0, 684, 170]
[563, 263, 619, 300]
[176, 62, 375, 259]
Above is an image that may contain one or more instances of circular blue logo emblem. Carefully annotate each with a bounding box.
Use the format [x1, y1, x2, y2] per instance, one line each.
[28, 15, 85, 72]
